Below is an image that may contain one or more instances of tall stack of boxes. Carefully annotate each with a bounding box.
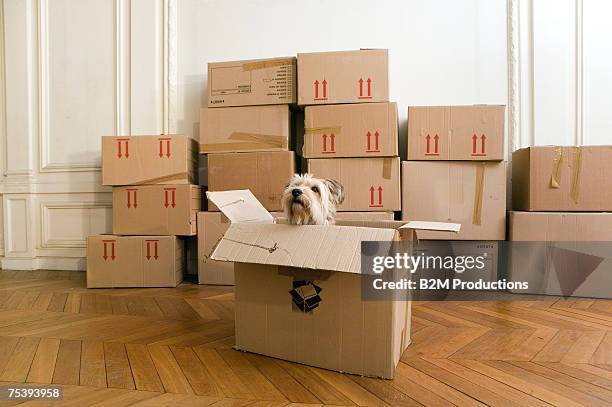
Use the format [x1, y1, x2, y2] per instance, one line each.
[401, 105, 507, 279]
[298, 49, 400, 218]
[508, 146, 612, 297]
[197, 57, 298, 285]
[87, 135, 201, 288]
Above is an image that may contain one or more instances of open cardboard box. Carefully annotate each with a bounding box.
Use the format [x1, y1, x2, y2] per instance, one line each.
[207, 190, 459, 379]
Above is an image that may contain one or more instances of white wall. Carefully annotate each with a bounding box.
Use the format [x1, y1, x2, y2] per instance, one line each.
[177, 0, 509, 158]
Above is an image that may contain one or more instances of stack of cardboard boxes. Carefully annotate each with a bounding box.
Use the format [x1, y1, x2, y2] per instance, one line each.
[299, 50, 400, 218]
[197, 57, 298, 285]
[401, 105, 507, 278]
[87, 135, 200, 288]
[508, 146, 612, 297]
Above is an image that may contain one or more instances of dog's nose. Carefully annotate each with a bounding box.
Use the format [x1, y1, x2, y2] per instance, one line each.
[291, 188, 303, 197]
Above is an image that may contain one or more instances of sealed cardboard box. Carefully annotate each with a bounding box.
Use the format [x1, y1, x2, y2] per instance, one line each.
[512, 146, 612, 211]
[297, 49, 389, 105]
[197, 209, 284, 285]
[205, 191, 459, 378]
[208, 57, 296, 107]
[402, 161, 506, 240]
[208, 151, 295, 211]
[200, 105, 291, 154]
[308, 157, 401, 211]
[87, 235, 184, 288]
[507, 211, 612, 298]
[407, 105, 505, 161]
[102, 135, 198, 186]
[112, 185, 201, 236]
[303, 102, 398, 158]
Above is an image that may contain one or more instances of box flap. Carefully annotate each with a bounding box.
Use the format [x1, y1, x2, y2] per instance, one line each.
[206, 190, 273, 224]
[399, 221, 461, 233]
[210, 223, 396, 274]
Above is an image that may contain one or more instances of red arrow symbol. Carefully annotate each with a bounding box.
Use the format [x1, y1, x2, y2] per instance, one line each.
[329, 133, 335, 152]
[369, 186, 375, 205]
[433, 133, 439, 154]
[153, 241, 158, 259]
[480, 134, 486, 154]
[127, 190, 131, 208]
[146, 241, 151, 260]
[133, 190, 137, 208]
[367, 131, 372, 151]
[171, 190, 176, 208]
[103, 241, 108, 260]
[164, 190, 169, 208]
[367, 78, 371, 96]
[472, 133, 478, 154]
[110, 242, 115, 260]
[359, 78, 364, 97]
[159, 140, 163, 157]
[426, 133, 431, 154]
[314, 80, 319, 99]
[322, 80, 327, 98]
[377, 186, 383, 205]
[322, 133, 327, 152]
[117, 141, 122, 158]
[125, 141, 129, 158]
[166, 140, 171, 157]
[374, 130, 380, 151]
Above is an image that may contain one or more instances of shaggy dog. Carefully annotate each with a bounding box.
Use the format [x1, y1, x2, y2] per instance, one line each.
[282, 174, 345, 225]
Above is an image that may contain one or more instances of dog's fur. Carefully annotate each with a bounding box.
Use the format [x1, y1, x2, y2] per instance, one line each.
[282, 174, 345, 225]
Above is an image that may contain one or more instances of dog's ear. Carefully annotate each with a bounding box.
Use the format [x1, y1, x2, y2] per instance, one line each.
[324, 178, 345, 206]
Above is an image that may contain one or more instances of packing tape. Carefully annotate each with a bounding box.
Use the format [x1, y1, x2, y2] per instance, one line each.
[241, 58, 295, 71]
[570, 147, 582, 204]
[382, 158, 393, 180]
[304, 126, 342, 135]
[472, 163, 485, 226]
[200, 132, 287, 153]
[550, 147, 563, 188]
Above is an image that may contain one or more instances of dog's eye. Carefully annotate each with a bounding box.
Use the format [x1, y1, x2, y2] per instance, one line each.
[311, 186, 319, 193]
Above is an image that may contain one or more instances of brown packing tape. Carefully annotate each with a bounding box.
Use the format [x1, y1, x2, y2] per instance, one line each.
[570, 147, 582, 204]
[472, 164, 485, 226]
[304, 126, 342, 135]
[241, 58, 295, 71]
[200, 132, 287, 153]
[382, 158, 392, 180]
[550, 147, 563, 188]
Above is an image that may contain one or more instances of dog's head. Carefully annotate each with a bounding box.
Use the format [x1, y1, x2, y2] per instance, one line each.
[282, 174, 345, 225]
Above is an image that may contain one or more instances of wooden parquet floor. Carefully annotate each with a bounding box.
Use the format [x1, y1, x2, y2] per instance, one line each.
[0, 270, 611, 406]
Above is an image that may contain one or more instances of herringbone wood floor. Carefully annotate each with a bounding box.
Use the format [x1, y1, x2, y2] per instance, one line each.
[0, 270, 611, 406]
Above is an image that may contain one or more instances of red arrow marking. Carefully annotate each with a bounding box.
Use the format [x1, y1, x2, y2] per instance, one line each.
[314, 80, 319, 99]
[366, 131, 371, 151]
[374, 130, 380, 151]
[103, 242, 108, 260]
[159, 140, 163, 157]
[322, 134, 327, 152]
[322, 80, 327, 98]
[481, 134, 486, 154]
[359, 78, 364, 97]
[164, 190, 169, 208]
[367, 78, 372, 96]
[117, 141, 122, 158]
[127, 190, 131, 208]
[146, 241, 151, 260]
[133, 190, 137, 208]
[425, 134, 431, 154]
[124, 141, 129, 158]
[329, 134, 335, 152]
[377, 186, 383, 205]
[110, 242, 115, 260]
[153, 241, 158, 259]
[166, 140, 171, 157]
[433, 133, 439, 154]
[369, 186, 375, 205]
[171, 190, 176, 208]
[472, 133, 478, 154]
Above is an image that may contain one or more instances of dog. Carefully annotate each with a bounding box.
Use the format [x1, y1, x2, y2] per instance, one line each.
[282, 174, 345, 225]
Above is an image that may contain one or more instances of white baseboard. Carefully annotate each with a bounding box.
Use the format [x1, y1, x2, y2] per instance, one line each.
[1, 257, 86, 271]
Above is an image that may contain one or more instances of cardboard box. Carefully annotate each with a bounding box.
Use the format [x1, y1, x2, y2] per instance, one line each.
[205, 190, 459, 378]
[402, 161, 506, 240]
[512, 146, 612, 211]
[303, 102, 398, 158]
[208, 151, 295, 211]
[407, 105, 505, 161]
[207, 57, 296, 107]
[197, 209, 284, 285]
[200, 105, 291, 154]
[507, 211, 612, 298]
[297, 49, 389, 105]
[307, 157, 401, 211]
[112, 185, 201, 236]
[102, 135, 198, 186]
[87, 235, 184, 288]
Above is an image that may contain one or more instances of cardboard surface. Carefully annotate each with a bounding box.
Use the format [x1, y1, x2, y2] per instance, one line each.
[208, 151, 295, 211]
[112, 185, 201, 236]
[102, 135, 198, 186]
[402, 161, 506, 240]
[303, 102, 398, 158]
[297, 50, 389, 105]
[407, 105, 505, 161]
[86, 235, 184, 288]
[307, 157, 401, 211]
[200, 105, 291, 154]
[507, 211, 612, 298]
[207, 57, 296, 107]
[512, 146, 612, 211]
